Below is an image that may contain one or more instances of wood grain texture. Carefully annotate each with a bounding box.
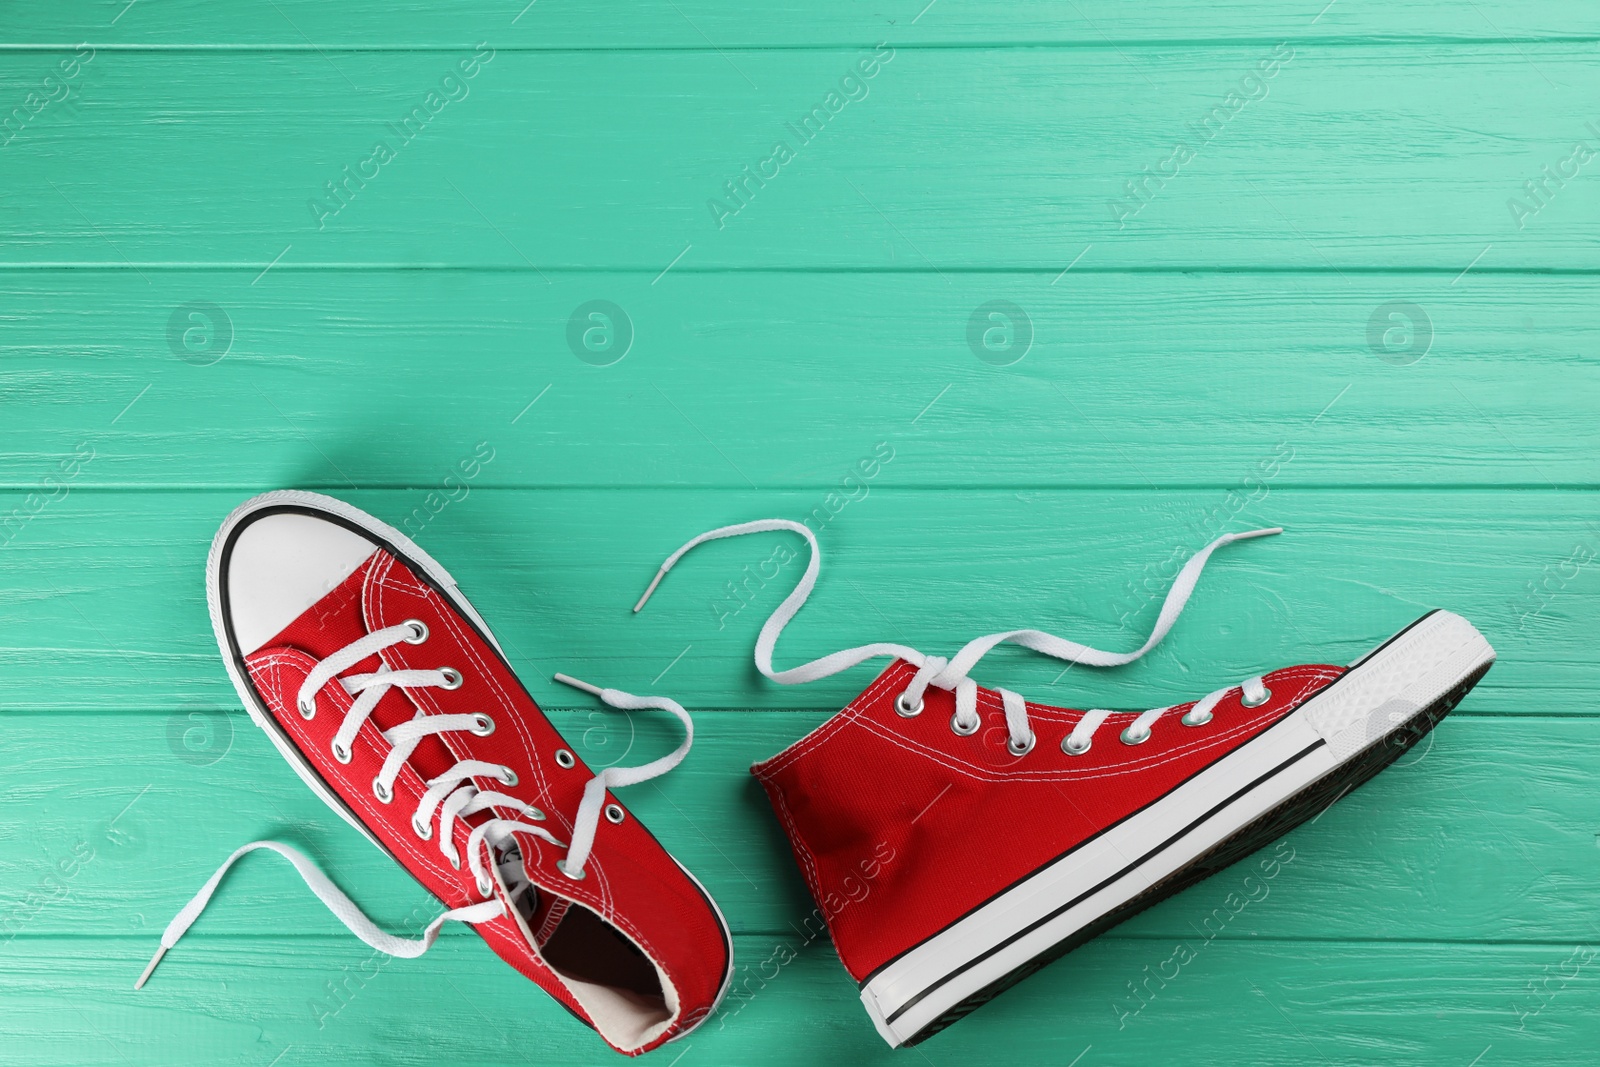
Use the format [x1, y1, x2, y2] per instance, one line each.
[0, 935, 1593, 1066]
[3, 46, 1598, 268]
[0, 272, 1594, 487]
[8, 1, 1600, 47]
[0, 3, 1595, 1063]
[0, 489, 1589, 711]
[3, 711, 1597, 944]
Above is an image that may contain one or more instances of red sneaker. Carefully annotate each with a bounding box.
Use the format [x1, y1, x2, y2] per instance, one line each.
[636, 519, 1494, 1048]
[138, 491, 733, 1056]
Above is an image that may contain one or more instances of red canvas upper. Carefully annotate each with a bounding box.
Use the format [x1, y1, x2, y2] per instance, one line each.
[243, 549, 730, 1054]
[752, 658, 1342, 983]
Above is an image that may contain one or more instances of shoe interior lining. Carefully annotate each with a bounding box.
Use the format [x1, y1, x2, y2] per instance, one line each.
[504, 853, 677, 1052]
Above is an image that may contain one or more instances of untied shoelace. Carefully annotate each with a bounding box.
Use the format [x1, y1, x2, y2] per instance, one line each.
[633, 519, 1281, 756]
[137, 642, 692, 989]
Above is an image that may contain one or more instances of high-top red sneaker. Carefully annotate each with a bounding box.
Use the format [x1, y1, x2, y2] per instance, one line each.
[138, 491, 733, 1056]
[635, 519, 1494, 1048]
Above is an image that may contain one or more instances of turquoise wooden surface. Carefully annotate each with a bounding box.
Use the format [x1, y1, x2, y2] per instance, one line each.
[2, 2, 1597, 1064]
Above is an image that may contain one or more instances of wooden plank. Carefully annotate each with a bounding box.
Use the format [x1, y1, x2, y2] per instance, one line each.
[1, 4, 1588, 1065]
[1, 271, 1595, 488]
[1, 933, 1592, 1064]
[0, 489, 1587, 711]
[3, 47, 1597, 268]
[9, 1, 1600, 47]
[4, 709, 1598, 946]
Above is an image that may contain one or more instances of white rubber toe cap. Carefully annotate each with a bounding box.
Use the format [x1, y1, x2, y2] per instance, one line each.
[224, 511, 380, 655]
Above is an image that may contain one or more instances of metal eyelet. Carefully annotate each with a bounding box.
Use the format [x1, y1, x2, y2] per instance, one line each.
[1181, 708, 1214, 727]
[412, 815, 433, 840]
[331, 740, 352, 764]
[1006, 732, 1037, 757]
[402, 619, 429, 644]
[554, 748, 576, 769]
[1241, 686, 1272, 708]
[477, 877, 494, 897]
[372, 778, 393, 803]
[525, 807, 546, 821]
[1120, 724, 1152, 746]
[297, 697, 316, 720]
[895, 692, 924, 718]
[950, 713, 980, 737]
[605, 803, 625, 824]
[447, 851, 461, 870]
[438, 667, 463, 690]
[1062, 734, 1091, 756]
[555, 858, 587, 881]
[499, 768, 518, 788]
[469, 713, 495, 737]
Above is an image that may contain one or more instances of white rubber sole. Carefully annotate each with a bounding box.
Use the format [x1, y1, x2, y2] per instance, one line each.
[860, 610, 1494, 1048]
[204, 490, 736, 1033]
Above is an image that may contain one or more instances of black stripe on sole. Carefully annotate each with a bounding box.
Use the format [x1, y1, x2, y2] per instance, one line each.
[861, 613, 1450, 994]
[898, 657, 1492, 1048]
[884, 738, 1328, 1027]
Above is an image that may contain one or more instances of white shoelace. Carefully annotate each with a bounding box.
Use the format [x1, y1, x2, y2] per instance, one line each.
[634, 519, 1280, 756]
[137, 622, 692, 989]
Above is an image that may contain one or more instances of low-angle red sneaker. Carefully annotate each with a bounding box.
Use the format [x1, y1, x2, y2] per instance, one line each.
[139, 491, 733, 1057]
[636, 519, 1494, 1048]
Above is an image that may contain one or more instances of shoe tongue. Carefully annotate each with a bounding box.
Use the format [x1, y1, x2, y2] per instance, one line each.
[497, 845, 569, 948]
[276, 554, 591, 954]
[528, 890, 571, 949]
[352, 552, 467, 779]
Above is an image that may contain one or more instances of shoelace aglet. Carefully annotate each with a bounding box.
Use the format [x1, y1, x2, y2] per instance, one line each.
[133, 944, 168, 990]
[633, 567, 669, 612]
[553, 672, 604, 697]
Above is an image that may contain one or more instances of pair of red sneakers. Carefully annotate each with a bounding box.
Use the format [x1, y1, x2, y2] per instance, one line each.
[142, 494, 1494, 1054]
